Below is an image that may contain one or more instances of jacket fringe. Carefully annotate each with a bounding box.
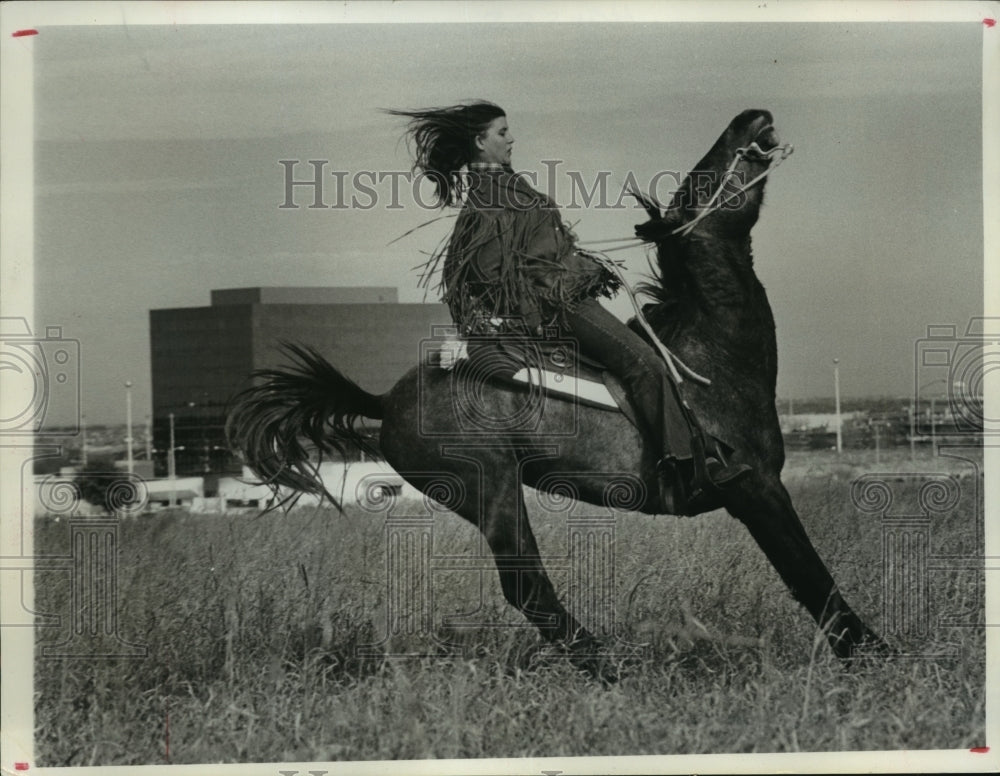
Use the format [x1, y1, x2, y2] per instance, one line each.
[420, 168, 621, 336]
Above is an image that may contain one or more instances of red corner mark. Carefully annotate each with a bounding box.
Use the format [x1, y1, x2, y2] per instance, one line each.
[971, 746, 990, 753]
[12, 29, 39, 37]
[14, 763, 29, 771]
[984, 18, 997, 27]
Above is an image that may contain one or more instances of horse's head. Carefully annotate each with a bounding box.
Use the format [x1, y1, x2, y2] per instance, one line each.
[633, 110, 792, 320]
[636, 109, 789, 242]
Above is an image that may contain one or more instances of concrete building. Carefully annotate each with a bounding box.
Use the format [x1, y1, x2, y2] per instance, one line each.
[149, 287, 449, 477]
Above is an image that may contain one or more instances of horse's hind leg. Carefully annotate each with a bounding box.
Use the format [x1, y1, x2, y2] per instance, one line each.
[443, 454, 605, 672]
[728, 480, 888, 658]
[483, 484, 591, 643]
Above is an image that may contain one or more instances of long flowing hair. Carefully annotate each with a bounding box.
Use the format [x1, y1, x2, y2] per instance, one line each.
[383, 100, 506, 207]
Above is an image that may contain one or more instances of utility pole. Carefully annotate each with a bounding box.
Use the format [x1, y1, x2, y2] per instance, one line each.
[124, 380, 134, 475]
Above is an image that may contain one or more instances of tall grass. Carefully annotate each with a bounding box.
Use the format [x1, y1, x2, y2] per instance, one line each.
[34, 450, 985, 764]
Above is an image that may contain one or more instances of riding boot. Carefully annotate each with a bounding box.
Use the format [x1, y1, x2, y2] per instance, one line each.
[658, 382, 751, 492]
[653, 395, 751, 513]
[655, 455, 717, 517]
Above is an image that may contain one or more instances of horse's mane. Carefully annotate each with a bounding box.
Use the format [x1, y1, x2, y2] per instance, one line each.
[630, 189, 692, 314]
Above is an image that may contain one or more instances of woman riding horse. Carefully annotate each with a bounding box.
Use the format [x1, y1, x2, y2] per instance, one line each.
[386, 100, 750, 512]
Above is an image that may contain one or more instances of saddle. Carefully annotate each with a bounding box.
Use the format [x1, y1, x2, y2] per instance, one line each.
[427, 327, 641, 429]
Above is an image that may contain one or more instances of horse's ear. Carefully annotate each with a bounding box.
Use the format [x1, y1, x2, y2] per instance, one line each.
[628, 188, 662, 221]
[630, 188, 684, 243]
[633, 195, 683, 242]
[635, 212, 680, 243]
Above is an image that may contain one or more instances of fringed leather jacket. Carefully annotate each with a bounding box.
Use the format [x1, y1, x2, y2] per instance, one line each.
[439, 163, 620, 336]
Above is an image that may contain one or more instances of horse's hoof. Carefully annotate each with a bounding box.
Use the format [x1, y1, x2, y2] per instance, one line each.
[563, 635, 622, 685]
[573, 654, 620, 686]
[843, 635, 895, 661]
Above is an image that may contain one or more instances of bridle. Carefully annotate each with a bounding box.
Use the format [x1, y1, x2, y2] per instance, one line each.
[671, 139, 794, 237]
[583, 136, 794, 250]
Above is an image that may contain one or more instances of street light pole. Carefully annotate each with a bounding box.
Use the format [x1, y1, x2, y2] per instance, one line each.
[909, 398, 915, 461]
[124, 380, 134, 475]
[833, 358, 842, 454]
[168, 411, 176, 507]
[930, 395, 937, 452]
[918, 378, 951, 458]
[81, 413, 88, 466]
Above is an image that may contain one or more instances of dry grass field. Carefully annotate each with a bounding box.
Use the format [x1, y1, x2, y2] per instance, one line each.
[34, 447, 985, 765]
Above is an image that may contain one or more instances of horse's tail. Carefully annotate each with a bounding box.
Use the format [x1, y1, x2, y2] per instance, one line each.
[225, 342, 384, 509]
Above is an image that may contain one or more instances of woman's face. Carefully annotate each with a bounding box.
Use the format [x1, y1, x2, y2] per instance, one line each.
[474, 116, 514, 165]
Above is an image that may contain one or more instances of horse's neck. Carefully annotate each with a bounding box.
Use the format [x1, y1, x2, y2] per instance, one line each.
[678, 236, 756, 309]
[654, 235, 778, 377]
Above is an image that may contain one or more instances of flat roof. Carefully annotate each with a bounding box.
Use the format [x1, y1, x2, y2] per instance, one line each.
[210, 287, 398, 306]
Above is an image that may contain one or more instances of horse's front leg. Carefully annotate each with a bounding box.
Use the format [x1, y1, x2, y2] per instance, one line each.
[726, 478, 889, 658]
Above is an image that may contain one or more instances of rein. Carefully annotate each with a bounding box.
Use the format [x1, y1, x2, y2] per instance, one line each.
[585, 251, 711, 386]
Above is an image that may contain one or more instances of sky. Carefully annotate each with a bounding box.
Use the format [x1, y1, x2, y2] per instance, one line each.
[9, 8, 992, 424]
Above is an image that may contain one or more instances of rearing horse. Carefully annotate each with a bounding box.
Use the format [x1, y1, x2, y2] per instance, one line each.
[227, 109, 887, 673]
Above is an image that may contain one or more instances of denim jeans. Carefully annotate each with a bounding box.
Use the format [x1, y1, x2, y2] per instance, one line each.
[561, 297, 694, 461]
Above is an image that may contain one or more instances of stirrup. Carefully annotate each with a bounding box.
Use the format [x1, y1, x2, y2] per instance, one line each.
[695, 434, 752, 492]
[704, 456, 752, 489]
[672, 453, 751, 515]
[655, 457, 683, 515]
[655, 457, 710, 516]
